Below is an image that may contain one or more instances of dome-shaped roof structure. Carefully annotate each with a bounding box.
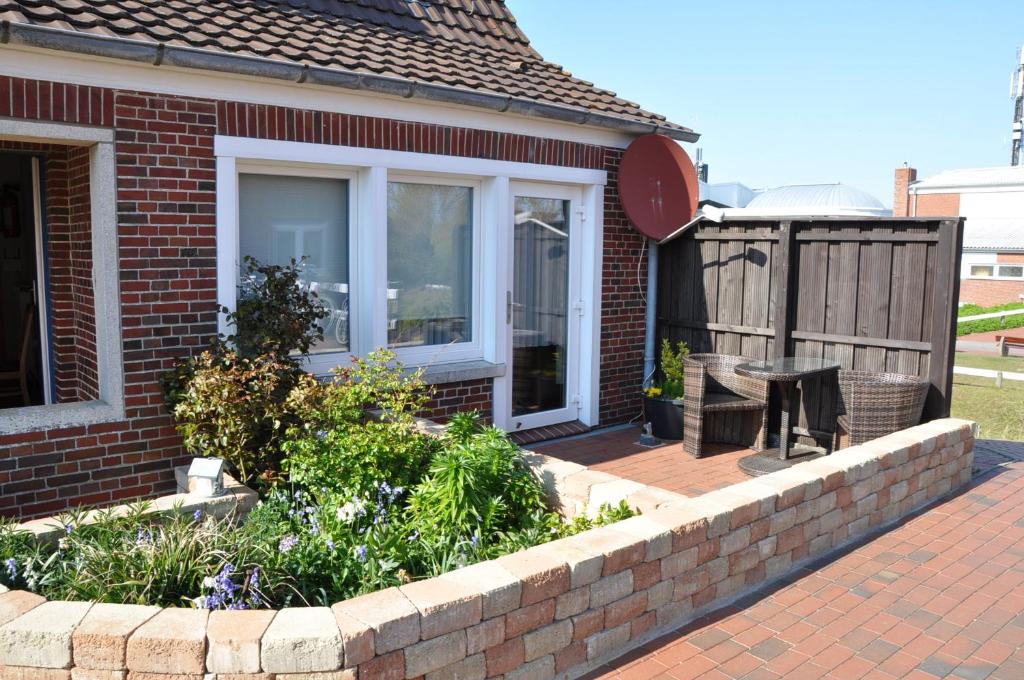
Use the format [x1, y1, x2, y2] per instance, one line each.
[744, 183, 889, 216]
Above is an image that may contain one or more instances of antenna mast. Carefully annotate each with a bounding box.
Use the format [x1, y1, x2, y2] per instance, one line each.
[1013, 46, 1024, 166]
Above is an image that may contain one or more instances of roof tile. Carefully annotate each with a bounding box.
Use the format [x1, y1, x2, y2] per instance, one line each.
[2, 0, 692, 135]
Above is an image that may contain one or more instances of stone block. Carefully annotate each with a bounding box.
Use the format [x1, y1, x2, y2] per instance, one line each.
[586, 480, 646, 518]
[718, 526, 751, 557]
[646, 580, 673, 611]
[567, 527, 644, 576]
[608, 516, 672, 561]
[260, 607, 342, 674]
[585, 623, 630, 662]
[588, 571, 632, 610]
[561, 470, 619, 506]
[400, 577, 481, 640]
[356, 650, 403, 680]
[496, 547, 570, 607]
[604, 592, 647, 629]
[554, 640, 586, 674]
[660, 547, 697, 580]
[439, 561, 521, 619]
[625, 486, 686, 515]
[126, 608, 208, 675]
[73, 603, 160, 670]
[571, 609, 603, 642]
[329, 606, 374, 668]
[505, 654, 554, 680]
[522, 620, 571, 662]
[404, 630, 466, 678]
[425, 652, 485, 680]
[554, 588, 588, 620]
[485, 637, 524, 676]
[0, 669, 72, 680]
[675, 496, 731, 538]
[70, 670, 127, 680]
[656, 600, 692, 628]
[272, 671, 356, 680]
[206, 609, 275, 674]
[0, 591, 46, 627]
[0, 600, 92, 668]
[765, 551, 792, 577]
[532, 541, 603, 591]
[466, 618, 504, 656]
[728, 545, 760, 575]
[336, 587, 418, 655]
[631, 561, 661, 591]
[505, 599, 555, 639]
[643, 504, 709, 551]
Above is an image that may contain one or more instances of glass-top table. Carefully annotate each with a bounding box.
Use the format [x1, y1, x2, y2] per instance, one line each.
[735, 357, 840, 476]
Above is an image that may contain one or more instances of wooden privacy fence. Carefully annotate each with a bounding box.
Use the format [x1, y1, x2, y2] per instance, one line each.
[657, 216, 964, 439]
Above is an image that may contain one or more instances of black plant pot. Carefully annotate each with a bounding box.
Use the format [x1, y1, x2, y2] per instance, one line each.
[642, 394, 684, 440]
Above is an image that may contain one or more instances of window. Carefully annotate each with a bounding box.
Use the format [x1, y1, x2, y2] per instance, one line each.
[239, 173, 351, 352]
[970, 265, 994, 278]
[386, 181, 474, 350]
[969, 264, 1024, 280]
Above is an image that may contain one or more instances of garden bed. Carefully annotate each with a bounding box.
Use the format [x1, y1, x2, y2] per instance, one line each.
[0, 418, 975, 679]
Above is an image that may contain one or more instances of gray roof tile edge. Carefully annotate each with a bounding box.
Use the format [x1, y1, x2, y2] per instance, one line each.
[2, 22, 700, 143]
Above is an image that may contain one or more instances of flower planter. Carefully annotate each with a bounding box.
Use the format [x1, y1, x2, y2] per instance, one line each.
[642, 394, 684, 440]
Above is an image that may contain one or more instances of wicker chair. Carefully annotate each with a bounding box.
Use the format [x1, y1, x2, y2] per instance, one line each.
[834, 370, 930, 448]
[683, 354, 769, 458]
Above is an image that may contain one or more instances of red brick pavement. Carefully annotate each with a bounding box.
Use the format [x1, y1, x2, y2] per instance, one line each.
[531, 426, 752, 497]
[577, 447, 1024, 679]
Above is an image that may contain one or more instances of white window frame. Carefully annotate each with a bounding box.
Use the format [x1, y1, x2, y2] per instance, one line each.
[385, 172, 484, 366]
[230, 161, 360, 375]
[215, 135, 607, 427]
[968, 263, 1024, 280]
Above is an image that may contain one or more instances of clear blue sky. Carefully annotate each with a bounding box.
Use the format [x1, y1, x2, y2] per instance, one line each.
[512, 0, 1024, 207]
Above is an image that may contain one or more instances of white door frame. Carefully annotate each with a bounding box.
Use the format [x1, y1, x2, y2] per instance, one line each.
[496, 181, 585, 432]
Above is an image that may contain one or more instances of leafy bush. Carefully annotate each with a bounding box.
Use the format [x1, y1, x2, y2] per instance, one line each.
[957, 301, 1024, 337]
[644, 338, 690, 399]
[164, 257, 329, 483]
[281, 350, 438, 497]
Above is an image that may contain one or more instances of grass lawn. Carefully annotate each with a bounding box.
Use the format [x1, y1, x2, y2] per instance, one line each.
[953, 353, 1024, 373]
[951, 374, 1024, 441]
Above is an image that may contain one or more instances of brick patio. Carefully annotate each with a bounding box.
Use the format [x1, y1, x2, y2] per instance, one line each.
[566, 438, 1024, 679]
[531, 426, 752, 497]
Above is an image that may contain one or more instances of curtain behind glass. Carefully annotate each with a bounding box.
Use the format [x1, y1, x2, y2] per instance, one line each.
[238, 174, 350, 352]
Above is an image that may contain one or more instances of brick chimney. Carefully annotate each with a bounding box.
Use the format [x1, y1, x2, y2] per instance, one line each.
[893, 165, 917, 217]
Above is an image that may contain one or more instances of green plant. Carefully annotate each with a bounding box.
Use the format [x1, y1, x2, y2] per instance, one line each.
[281, 350, 438, 496]
[645, 338, 690, 399]
[957, 301, 1024, 337]
[172, 351, 302, 484]
[226, 256, 329, 361]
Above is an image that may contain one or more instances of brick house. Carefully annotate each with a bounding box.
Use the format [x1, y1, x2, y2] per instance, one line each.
[0, 1, 697, 518]
[894, 165, 1024, 307]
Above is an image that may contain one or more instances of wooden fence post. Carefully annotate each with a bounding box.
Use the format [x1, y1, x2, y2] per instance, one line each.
[772, 221, 795, 358]
[926, 218, 964, 419]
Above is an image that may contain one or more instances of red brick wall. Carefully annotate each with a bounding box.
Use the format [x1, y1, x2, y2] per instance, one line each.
[912, 192, 960, 217]
[892, 167, 917, 217]
[0, 74, 646, 519]
[424, 379, 493, 423]
[959, 279, 1024, 307]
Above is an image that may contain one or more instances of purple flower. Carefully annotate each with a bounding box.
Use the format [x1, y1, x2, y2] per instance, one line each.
[135, 528, 153, 545]
[407, 530, 419, 543]
[193, 509, 203, 523]
[279, 535, 299, 553]
[355, 544, 367, 562]
[3, 558, 15, 580]
[326, 539, 335, 551]
[470, 534, 479, 548]
[63, 524, 74, 535]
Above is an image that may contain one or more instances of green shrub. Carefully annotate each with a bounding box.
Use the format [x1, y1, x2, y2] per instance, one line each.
[957, 301, 1024, 337]
[645, 338, 690, 399]
[173, 352, 303, 484]
[281, 350, 438, 497]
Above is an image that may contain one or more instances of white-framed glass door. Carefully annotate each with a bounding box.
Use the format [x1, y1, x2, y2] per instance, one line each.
[504, 182, 583, 431]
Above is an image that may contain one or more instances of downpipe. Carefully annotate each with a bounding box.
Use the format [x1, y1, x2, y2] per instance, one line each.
[642, 239, 658, 388]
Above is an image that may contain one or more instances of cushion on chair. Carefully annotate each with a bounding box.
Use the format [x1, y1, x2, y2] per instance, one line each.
[702, 392, 766, 412]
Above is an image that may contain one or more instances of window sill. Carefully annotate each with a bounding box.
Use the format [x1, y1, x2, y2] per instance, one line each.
[0, 400, 125, 436]
[416, 360, 506, 385]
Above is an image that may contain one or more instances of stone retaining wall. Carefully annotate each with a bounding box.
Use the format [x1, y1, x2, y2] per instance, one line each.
[0, 418, 975, 680]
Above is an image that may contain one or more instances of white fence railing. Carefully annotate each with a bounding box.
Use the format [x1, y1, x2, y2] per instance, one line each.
[954, 365, 1024, 386]
[958, 307, 1024, 323]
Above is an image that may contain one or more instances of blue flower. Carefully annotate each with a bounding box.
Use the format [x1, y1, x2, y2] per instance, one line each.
[279, 535, 299, 553]
[63, 524, 74, 535]
[135, 528, 153, 545]
[3, 558, 16, 580]
[355, 544, 367, 562]
[193, 509, 203, 523]
[470, 534, 479, 548]
[326, 539, 336, 551]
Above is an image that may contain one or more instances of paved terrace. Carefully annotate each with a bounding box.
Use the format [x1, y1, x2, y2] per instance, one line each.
[536, 429, 1024, 679]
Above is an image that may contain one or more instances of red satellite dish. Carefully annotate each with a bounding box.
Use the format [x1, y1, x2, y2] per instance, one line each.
[618, 134, 700, 240]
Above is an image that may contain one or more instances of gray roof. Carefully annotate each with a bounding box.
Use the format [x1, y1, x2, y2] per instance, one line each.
[0, 0, 698, 141]
[911, 166, 1024, 191]
[962, 218, 1024, 252]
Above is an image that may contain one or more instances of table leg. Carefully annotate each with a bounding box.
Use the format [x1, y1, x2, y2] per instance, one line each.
[778, 382, 795, 461]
